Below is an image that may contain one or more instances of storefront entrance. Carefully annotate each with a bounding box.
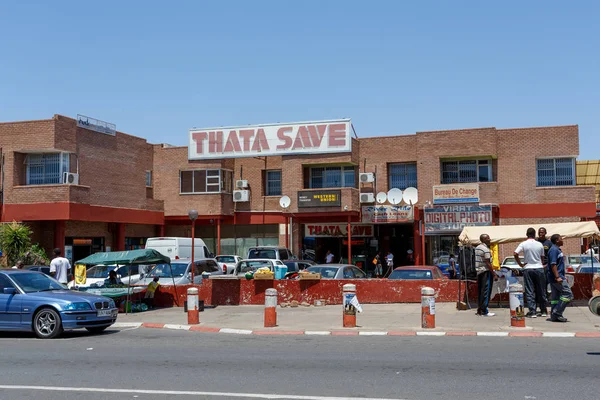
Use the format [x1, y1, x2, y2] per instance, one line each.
[65, 237, 105, 264]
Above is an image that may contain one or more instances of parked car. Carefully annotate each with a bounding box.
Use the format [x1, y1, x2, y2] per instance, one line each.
[247, 246, 295, 261]
[233, 259, 285, 276]
[567, 255, 600, 273]
[305, 264, 367, 279]
[435, 256, 459, 277]
[215, 255, 242, 274]
[500, 256, 523, 275]
[388, 266, 448, 280]
[284, 260, 316, 273]
[576, 264, 600, 274]
[26, 265, 51, 275]
[67, 264, 150, 288]
[137, 258, 222, 285]
[0, 269, 118, 339]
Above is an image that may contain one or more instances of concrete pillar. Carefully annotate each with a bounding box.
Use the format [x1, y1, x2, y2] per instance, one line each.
[115, 223, 126, 251]
[54, 220, 66, 253]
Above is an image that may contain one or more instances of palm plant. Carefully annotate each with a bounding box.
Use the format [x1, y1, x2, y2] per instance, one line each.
[0, 221, 32, 266]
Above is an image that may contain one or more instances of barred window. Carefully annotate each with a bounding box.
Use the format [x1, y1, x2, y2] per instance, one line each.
[265, 170, 282, 196]
[25, 153, 70, 185]
[441, 159, 492, 184]
[536, 158, 575, 187]
[180, 169, 233, 194]
[310, 166, 355, 188]
[389, 163, 417, 190]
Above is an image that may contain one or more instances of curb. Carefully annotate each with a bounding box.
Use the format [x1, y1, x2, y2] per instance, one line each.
[113, 323, 600, 338]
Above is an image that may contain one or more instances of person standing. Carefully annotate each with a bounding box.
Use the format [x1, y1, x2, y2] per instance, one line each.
[448, 253, 457, 279]
[475, 234, 498, 317]
[547, 234, 573, 322]
[11, 260, 24, 269]
[536, 227, 552, 316]
[514, 228, 546, 318]
[385, 251, 394, 272]
[50, 248, 71, 285]
[144, 276, 160, 309]
[406, 249, 414, 265]
[374, 252, 383, 278]
[325, 250, 334, 264]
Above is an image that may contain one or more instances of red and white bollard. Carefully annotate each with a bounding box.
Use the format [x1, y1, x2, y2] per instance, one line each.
[264, 288, 277, 328]
[343, 283, 357, 328]
[187, 287, 199, 325]
[509, 283, 526, 328]
[421, 287, 435, 329]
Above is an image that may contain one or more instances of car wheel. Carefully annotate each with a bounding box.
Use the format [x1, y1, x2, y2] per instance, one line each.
[33, 308, 63, 339]
[85, 326, 109, 334]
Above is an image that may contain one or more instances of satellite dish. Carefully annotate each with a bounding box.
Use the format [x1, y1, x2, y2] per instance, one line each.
[376, 192, 387, 204]
[279, 195, 291, 209]
[403, 187, 419, 205]
[387, 188, 403, 205]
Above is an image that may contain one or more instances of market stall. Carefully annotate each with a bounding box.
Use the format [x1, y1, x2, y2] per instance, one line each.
[74, 249, 176, 312]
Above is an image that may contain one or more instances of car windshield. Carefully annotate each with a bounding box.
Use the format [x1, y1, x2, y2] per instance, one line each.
[248, 249, 277, 259]
[147, 263, 188, 278]
[216, 256, 237, 263]
[116, 265, 150, 277]
[86, 265, 116, 278]
[389, 269, 433, 280]
[437, 256, 449, 264]
[502, 257, 517, 266]
[306, 266, 339, 279]
[10, 272, 65, 293]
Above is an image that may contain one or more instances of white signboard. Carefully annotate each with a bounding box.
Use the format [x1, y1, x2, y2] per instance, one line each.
[77, 114, 116, 136]
[188, 119, 352, 160]
[433, 183, 479, 205]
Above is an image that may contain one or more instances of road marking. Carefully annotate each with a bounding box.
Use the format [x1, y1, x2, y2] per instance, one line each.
[112, 322, 142, 328]
[164, 324, 191, 331]
[0, 384, 406, 400]
[219, 328, 253, 335]
[416, 331, 446, 336]
[359, 331, 387, 336]
[476, 332, 509, 337]
[542, 332, 576, 338]
[305, 331, 331, 336]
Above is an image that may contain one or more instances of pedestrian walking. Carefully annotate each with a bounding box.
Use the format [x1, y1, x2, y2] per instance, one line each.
[514, 228, 546, 318]
[475, 234, 498, 317]
[49, 248, 71, 285]
[536, 227, 552, 316]
[374, 252, 383, 278]
[547, 234, 573, 322]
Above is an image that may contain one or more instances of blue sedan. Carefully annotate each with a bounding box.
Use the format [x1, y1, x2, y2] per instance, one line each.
[0, 269, 118, 339]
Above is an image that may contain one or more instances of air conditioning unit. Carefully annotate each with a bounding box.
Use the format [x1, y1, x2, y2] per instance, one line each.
[63, 172, 79, 185]
[360, 192, 375, 203]
[359, 172, 375, 183]
[236, 179, 248, 189]
[233, 190, 250, 202]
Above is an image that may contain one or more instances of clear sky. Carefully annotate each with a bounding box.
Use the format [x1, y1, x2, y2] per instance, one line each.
[1, 1, 598, 159]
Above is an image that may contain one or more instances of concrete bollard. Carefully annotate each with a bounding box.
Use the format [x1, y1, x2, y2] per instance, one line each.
[264, 288, 278, 327]
[187, 287, 199, 325]
[343, 283, 357, 328]
[421, 287, 435, 329]
[509, 283, 526, 328]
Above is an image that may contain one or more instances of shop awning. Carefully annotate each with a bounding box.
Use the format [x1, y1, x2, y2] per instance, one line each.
[75, 249, 170, 265]
[458, 221, 599, 245]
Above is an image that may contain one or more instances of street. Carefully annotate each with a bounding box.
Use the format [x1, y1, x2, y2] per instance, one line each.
[0, 327, 598, 400]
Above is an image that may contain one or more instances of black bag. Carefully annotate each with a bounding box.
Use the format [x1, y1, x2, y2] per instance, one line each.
[459, 246, 477, 279]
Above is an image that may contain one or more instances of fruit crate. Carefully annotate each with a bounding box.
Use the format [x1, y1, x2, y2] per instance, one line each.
[254, 273, 274, 280]
[298, 272, 321, 280]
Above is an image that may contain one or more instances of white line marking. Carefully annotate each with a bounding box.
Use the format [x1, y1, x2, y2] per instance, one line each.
[359, 331, 388, 336]
[477, 332, 509, 337]
[416, 331, 446, 336]
[219, 328, 253, 335]
[0, 384, 406, 400]
[112, 322, 142, 328]
[542, 332, 576, 337]
[305, 331, 331, 336]
[164, 324, 191, 331]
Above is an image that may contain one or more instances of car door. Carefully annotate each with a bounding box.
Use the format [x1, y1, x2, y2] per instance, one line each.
[0, 274, 22, 329]
[351, 267, 367, 279]
[342, 267, 355, 279]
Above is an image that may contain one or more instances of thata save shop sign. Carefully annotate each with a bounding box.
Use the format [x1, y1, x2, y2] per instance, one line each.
[188, 119, 352, 160]
[305, 224, 374, 238]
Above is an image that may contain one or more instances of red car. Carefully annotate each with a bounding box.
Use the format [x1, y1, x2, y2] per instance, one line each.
[388, 266, 448, 280]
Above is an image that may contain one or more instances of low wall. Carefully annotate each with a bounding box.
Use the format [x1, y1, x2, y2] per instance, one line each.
[146, 274, 599, 308]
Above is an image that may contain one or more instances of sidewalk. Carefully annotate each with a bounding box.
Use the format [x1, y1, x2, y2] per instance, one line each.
[115, 302, 600, 337]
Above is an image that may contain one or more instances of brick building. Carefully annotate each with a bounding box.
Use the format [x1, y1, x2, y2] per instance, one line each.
[0, 115, 596, 267]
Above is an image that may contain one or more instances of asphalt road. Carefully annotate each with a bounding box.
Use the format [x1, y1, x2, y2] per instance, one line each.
[0, 327, 599, 400]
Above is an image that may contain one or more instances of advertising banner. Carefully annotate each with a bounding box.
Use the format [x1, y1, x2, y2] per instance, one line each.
[304, 223, 374, 238]
[298, 190, 341, 208]
[361, 205, 413, 223]
[424, 204, 492, 233]
[189, 119, 352, 160]
[433, 183, 480, 204]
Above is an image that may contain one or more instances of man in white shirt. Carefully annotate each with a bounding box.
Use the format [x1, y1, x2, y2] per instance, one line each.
[514, 228, 546, 318]
[325, 250, 334, 264]
[50, 248, 71, 285]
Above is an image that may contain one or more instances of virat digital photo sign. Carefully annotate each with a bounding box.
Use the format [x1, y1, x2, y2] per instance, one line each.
[188, 119, 352, 160]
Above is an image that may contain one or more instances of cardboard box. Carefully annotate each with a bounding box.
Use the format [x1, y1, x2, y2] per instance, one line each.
[254, 273, 274, 280]
[299, 272, 321, 280]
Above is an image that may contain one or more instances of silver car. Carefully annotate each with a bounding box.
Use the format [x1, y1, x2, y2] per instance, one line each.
[233, 259, 285, 276]
[137, 259, 222, 285]
[305, 264, 367, 279]
[215, 255, 242, 274]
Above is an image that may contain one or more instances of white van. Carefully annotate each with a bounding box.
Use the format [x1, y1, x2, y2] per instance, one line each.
[145, 237, 212, 260]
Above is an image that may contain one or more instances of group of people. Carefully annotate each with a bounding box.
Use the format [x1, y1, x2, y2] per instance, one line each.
[475, 228, 573, 322]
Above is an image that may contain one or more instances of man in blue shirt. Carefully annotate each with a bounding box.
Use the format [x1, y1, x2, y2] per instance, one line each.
[547, 234, 573, 323]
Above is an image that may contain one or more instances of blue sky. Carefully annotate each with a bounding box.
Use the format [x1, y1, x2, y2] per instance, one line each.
[1, 1, 598, 159]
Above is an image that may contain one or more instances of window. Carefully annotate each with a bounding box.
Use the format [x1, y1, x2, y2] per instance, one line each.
[309, 166, 356, 188]
[536, 158, 575, 187]
[441, 159, 492, 184]
[145, 171, 152, 187]
[265, 170, 282, 196]
[179, 169, 233, 194]
[25, 153, 70, 185]
[389, 163, 418, 190]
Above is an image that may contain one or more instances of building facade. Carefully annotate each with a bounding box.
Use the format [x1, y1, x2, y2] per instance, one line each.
[0, 115, 596, 267]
